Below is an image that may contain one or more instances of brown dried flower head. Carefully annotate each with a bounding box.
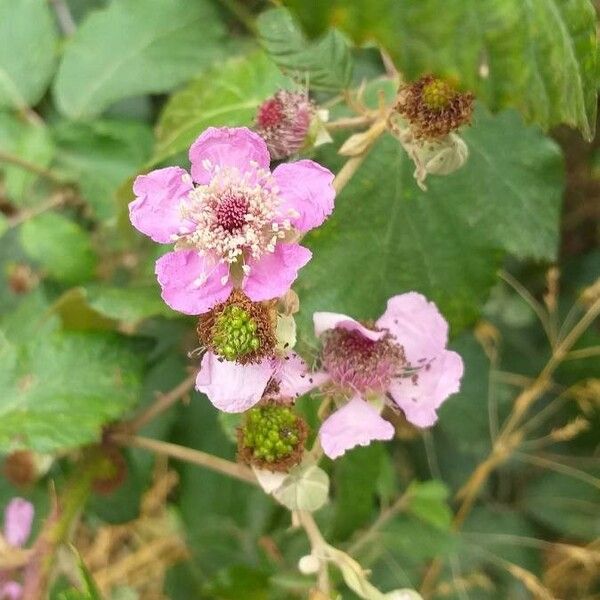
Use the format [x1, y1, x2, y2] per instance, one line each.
[395, 74, 474, 139]
[197, 289, 277, 364]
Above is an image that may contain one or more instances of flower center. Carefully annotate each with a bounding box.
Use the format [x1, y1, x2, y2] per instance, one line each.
[421, 79, 455, 111]
[212, 305, 261, 361]
[321, 328, 407, 393]
[216, 194, 249, 232]
[257, 98, 284, 129]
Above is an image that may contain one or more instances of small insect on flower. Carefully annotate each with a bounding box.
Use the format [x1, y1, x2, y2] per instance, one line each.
[129, 127, 335, 316]
[312, 293, 464, 459]
[237, 402, 308, 472]
[394, 74, 474, 140]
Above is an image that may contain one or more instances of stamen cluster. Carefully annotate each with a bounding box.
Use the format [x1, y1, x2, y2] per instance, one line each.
[395, 74, 474, 139]
[238, 403, 308, 471]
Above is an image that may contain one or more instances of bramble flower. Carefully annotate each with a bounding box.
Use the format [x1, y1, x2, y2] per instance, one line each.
[195, 349, 325, 413]
[313, 292, 464, 459]
[0, 498, 34, 600]
[255, 90, 314, 160]
[129, 127, 335, 315]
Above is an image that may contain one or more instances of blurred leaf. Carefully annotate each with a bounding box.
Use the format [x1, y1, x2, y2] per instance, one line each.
[203, 565, 270, 600]
[50, 288, 116, 331]
[522, 471, 600, 541]
[0, 113, 54, 206]
[406, 480, 452, 530]
[257, 7, 352, 91]
[285, 0, 598, 139]
[0, 0, 58, 109]
[218, 411, 243, 444]
[20, 213, 97, 284]
[154, 51, 291, 164]
[0, 214, 8, 238]
[53, 0, 226, 119]
[299, 105, 562, 332]
[84, 283, 174, 323]
[52, 120, 153, 221]
[0, 331, 144, 453]
[332, 444, 386, 540]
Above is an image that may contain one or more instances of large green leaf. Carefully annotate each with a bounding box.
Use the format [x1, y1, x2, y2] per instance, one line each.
[257, 7, 352, 92]
[53, 0, 226, 119]
[20, 213, 97, 284]
[52, 119, 153, 221]
[297, 105, 562, 332]
[285, 0, 598, 139]
[153, 52, 291, 164]
[0, 331, 144, 452]
[0, 0, 58, 109]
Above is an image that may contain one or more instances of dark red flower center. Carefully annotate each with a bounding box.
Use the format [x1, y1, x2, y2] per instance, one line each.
[216, 194, 249, 232]
[257, 98, 284, 129]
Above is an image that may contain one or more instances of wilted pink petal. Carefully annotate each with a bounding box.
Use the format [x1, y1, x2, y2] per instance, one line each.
[189, 127, 270, 184]
[243, 243, 311, 302]
[273, 160, 335, 232]
[3, 498, 33, 548]
[388, 350, 464, 427]
[274, 352, 329, 398]
[313, 312, 385, 341]
[195, 352, 273, 413]
[376, 292, 449, 365]
[155, 250, 232, 315]
[319, 397, 394, 459]
[129, 167, 193, 243]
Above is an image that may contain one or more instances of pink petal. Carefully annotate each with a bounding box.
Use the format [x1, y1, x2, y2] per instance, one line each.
[0, 582, 23, 600]
[388, 350, 464, 428]
[3, 498, 34, 547]
[313, 312, 385, 341]
[195, 352, 273, 412]
[155, 250, 232, 315]
[243, 243, 311, 302]
[129, 167, 193, 243]
[376, 292, 449, 365]
[319, 397, 395, 459]
[189, 127, 270, 184]
[273, 160, 335, 232]
[274, 352, 329, 398]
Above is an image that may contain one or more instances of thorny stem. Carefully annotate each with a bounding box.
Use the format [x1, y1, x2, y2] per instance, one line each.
[114, 434, 258, 486]
[419, 295, 600, 598]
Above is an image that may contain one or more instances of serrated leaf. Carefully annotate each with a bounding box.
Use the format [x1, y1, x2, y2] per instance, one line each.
[0, 331, 144, 453]
[285, 0, 598, 139]
[298, 104, 562, 333]
[257, 7, 352, 91]
[0, 0, 58, 109]
[272, 463, 329, 512]
[53, 0, 226, 119]
[52, 119, 153, 221]
[153, 51, 291, 164]
[20, 213, 97, 284]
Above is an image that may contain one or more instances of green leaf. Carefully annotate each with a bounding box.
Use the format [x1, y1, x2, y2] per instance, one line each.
[406, 480, 452, 530]
[52, 120, 153, 221]
[298, 104, 562, 332]
[153, 51, 291, 164]
[0, 113, 55, 206]
[257, 7, 352, 91]
[53, 0, 226, 119]
[0, 331, 144, 453]
[0, 0, 58, 109]
[20, 213, 97, 284]
[285, 0, 598, 139]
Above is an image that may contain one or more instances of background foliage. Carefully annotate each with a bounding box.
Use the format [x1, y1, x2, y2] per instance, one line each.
[0, 0, 598, 599]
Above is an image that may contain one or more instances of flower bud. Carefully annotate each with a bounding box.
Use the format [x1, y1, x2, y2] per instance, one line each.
[197, 290, 276, 364]
[91, 445, 128, 495]
[299, 554, 321, 575]
[237, 402, 308, 472]
[3, 450, 52, 488]
[255, 90, 315, 160]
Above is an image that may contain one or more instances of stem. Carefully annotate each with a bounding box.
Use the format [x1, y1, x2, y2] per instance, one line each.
[114, 434, 257, 486]
[216, 0, 257, 33]
[333, 155, 368, 194]
[123, 373, 196, 432]
[326, 115, 375, 131]
[8, 192, 68, 229]
[297, 511, 331, 594]
[48, 0, 76, 35]
[0, 150, 64, 185]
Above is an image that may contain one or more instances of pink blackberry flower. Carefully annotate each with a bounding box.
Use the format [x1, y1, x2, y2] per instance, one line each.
[255, 90, 314, 160]
[0, 498, 34, 600]
[313, 292, 464, 459]
[129, 127, 335, 315]
[195, 349, 327, 413]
